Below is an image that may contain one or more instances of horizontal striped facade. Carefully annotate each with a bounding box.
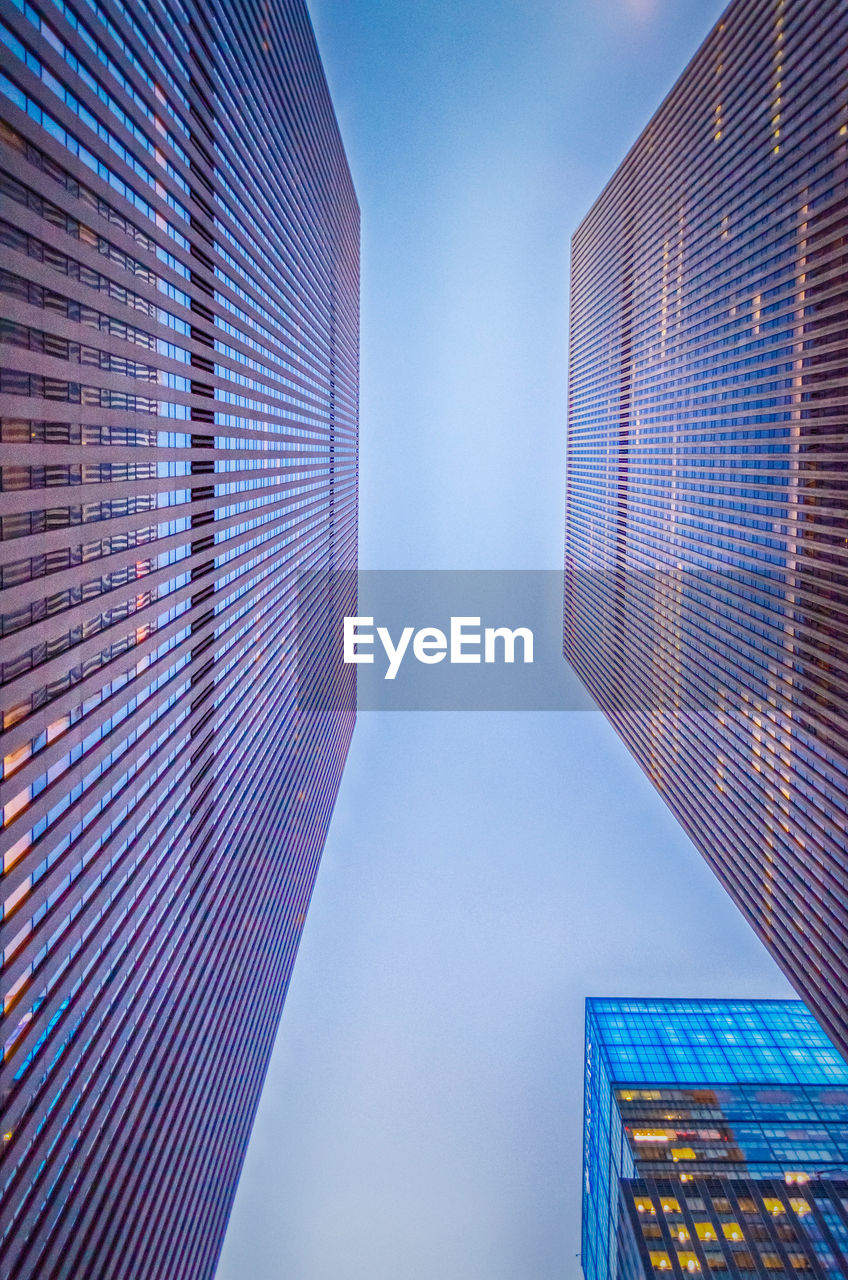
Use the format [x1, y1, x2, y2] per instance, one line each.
[0, 1, 358, 1277]
[565, 0, 848, 1053]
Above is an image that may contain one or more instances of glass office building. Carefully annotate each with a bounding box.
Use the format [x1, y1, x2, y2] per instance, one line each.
[584, 999, 848, 1280]
[0, 1, 358, 1277]
[564, 0, 848, 1054]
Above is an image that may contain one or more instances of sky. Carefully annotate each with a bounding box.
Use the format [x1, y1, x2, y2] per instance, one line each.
[215, 2, 794, 1278]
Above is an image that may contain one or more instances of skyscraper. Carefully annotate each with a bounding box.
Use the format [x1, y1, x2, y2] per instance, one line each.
[583, 998, 848, 1280]
[564, 0, 848, 1054]
[0, 2, 358, 1277]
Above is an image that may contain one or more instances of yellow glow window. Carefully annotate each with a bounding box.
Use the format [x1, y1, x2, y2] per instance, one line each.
[3, 970, 30, 1015]
[3, 876, 30, 917]
[3, 787, 30, 826]
[3, 743, 31, 776]
[3, 833, 31, 873]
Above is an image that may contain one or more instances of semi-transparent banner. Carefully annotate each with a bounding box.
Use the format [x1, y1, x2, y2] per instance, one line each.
[295, 566, 835, 715]
[297, 570, 592, 711]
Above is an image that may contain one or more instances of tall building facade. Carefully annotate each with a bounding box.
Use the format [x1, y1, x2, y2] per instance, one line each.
[564, 0, 848, 1054]
[0, 1, 358, 1277]
[583, 998, 848, 1280]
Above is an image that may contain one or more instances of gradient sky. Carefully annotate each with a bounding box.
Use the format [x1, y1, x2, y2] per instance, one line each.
[215, 3, 794, 1278]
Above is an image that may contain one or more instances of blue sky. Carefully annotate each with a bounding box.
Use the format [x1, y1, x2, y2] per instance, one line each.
[215, 2, 793, 1277]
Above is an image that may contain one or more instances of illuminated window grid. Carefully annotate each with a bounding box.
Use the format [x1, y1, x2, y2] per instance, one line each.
[620, 1176, 848, 1279]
